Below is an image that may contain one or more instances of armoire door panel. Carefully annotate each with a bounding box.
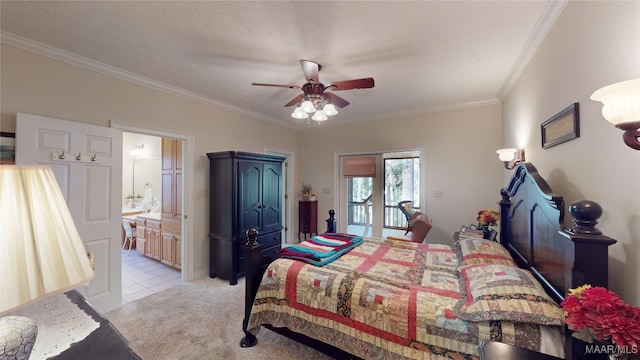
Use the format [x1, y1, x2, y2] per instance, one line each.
[238, 161, 262, 233]
[262, 163, 282, 233]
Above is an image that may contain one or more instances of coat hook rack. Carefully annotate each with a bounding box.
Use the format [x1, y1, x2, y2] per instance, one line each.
[51, 151, 102, 163]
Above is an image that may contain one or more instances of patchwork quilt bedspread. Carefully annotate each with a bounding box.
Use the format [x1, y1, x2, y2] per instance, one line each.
[247, 238, 543, 360]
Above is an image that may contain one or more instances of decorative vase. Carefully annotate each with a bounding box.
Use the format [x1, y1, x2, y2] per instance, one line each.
[481, 225, 491, 239]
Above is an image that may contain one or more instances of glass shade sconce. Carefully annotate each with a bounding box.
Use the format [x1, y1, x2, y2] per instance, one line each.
[496, 148, 525, 170]
[591, 78, 640, 150]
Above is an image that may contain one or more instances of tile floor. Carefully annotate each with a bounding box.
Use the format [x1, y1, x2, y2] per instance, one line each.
[121, 249, 181, 305]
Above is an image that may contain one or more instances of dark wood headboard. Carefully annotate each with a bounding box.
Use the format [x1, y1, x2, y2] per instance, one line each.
[498, 163, 617, 360]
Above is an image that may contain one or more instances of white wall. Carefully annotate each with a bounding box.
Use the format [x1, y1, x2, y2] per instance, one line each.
[0, 43, 299, 280]
[501, 1, 640, 304]
[296, 104, 504, 246]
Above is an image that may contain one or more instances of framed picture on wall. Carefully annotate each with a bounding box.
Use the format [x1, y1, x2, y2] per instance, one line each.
[0, 132, 16, 164]
[541, 103, 580, 149]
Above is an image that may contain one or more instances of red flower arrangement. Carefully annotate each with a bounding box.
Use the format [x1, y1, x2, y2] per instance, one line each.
[562, 285, 640, 354]
[476, 209, 499, 227]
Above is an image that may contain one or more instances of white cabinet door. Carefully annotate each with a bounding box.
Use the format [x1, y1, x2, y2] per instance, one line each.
[16, 113, 123, 313]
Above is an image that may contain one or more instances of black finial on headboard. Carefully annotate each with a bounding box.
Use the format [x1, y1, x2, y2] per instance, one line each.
[568, 200, 603, 235]
[326, 209, 336, 233]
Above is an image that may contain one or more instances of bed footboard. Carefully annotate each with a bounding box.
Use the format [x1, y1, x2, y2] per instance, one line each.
[241, 210, 339, 348]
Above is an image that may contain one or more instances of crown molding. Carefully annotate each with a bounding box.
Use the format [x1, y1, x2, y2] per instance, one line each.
[0, 31, 299, 129]
[497, 0, 568, 101]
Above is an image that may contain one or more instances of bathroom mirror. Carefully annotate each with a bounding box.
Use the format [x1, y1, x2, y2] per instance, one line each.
[132, 158, 161, 206]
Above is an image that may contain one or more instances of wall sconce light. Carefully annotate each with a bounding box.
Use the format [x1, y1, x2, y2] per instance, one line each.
[590, 78, 640, 150]
[496, 148, 525, 170]
[130, 144, 145, 156]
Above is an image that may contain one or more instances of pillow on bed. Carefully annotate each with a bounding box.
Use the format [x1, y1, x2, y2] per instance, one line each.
[453, 238, 517, 267]
[454, 264, 564, 326]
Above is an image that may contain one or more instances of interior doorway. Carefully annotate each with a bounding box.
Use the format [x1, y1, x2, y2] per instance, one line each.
[120, 132, 184, 303]
[111, 121, 195, 301]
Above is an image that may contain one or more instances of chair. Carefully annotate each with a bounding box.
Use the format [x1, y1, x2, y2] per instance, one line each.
[398, 200, 415, 235]
[121, 219, 136, 254]
[387, 212, 433, 243]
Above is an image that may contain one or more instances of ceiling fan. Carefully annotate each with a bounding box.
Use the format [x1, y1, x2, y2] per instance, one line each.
[252, 60, 375, 121]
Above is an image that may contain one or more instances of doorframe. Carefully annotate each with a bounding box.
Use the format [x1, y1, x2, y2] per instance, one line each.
[111, 121, 194, 281]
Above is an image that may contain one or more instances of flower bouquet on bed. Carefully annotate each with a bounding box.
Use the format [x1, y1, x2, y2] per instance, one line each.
[562, 285, 640, 359]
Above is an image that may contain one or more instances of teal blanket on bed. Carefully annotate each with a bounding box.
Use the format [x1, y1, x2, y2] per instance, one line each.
[279, 233, 363, 266]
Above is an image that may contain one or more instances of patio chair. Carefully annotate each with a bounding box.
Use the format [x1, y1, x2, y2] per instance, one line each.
[387, 212, 433, 243]
[398, 200, 415, 235]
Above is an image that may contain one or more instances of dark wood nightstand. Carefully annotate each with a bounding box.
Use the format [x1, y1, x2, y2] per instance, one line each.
[478, 341, 563, 360]
[298, 200, 318, 241]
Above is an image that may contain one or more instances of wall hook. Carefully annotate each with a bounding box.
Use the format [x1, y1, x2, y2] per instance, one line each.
[58, 151, 66, 159]
[91, 154, 97, 162]
[75, 153, 82, 160]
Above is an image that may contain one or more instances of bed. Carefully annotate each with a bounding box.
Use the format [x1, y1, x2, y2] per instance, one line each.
[240, 163, 617, 360]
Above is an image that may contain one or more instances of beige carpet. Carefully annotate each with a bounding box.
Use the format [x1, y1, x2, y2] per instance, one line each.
[105, 277, 334, 360]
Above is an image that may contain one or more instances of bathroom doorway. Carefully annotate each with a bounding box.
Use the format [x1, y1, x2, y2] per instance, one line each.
[120, 132, 184, 304]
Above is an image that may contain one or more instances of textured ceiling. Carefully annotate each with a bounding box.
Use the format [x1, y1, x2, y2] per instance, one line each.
[0, 1, 565, 128]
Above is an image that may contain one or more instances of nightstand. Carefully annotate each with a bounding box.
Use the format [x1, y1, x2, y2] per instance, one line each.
[478, 341, 562, 360]
[298, 200, 318, 241]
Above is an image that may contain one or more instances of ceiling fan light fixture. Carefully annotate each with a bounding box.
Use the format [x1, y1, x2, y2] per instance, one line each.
[301, 100, 315, 113]
[252, 59, 375, 124]
[312, 110, 328, 122]
[323, 103, 338, 116]
[291, 107, 308, 120]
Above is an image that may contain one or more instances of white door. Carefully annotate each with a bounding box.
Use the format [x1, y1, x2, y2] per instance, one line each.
[16, 113, 123, 313]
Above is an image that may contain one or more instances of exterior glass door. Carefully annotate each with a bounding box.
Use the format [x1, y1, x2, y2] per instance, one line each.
[339, 155, 383, 237]
[339, 151, 421, 238]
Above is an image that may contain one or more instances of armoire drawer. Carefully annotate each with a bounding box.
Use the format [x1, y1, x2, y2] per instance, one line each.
[238, 242, 281, 278]
[258, 232, 281, 249]
[259, 243, 281, 261]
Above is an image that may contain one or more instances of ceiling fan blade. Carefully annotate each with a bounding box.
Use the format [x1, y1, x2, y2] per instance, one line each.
[300, 60, 321, 83]
[328, 78, 375, 91]
[284, 94, 305, 107]
[325, 92, 350, 108]
[252, 82, 300, 89]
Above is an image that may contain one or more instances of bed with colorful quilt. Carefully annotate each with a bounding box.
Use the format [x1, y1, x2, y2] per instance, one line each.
[240, 163, 617, 360]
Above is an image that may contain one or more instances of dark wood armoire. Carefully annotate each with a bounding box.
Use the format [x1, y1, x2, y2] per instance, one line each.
[206, 151, 285, 285]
